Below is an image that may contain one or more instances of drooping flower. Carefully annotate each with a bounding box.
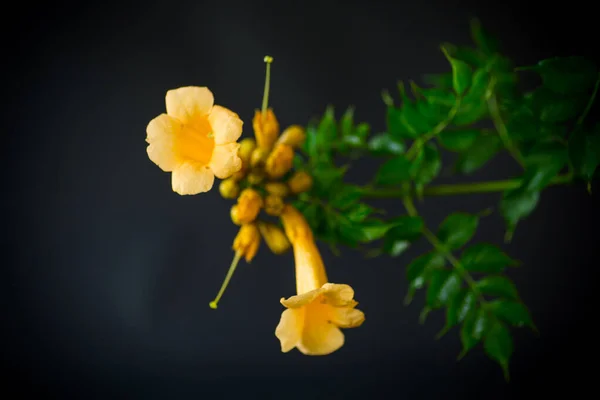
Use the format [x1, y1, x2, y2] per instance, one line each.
[275, 205, 365, 355]
[146, 86, 243, 195]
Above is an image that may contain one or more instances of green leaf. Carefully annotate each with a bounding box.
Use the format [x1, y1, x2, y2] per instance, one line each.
[297, 202, 320, 231]
[416, 99, 452, 127]
[368, 133, 405, 155]
[438, 129, 479, 152]
[519, 144, 568, 192]
[382, 216, 424, 257]
[423, 72, 453, 89]
[354, 123, 370, 140]
[569, 129, 600, 182]
[345, 203, 374, 223]
[442, 46, 473, 95]
[387, 106, 416, 139]
[407, 252, 445, 285]
[317, 106, 338, 145]
[311, 162, 347, 197]
[330, 185, 362, 210]
[487, 299, 535, 329]
[437, 212, 479, 250]
[529, 56, 598, 95]
[505, 107, 544, 142]
[462, 68, 491, 103]
[411, 81, 457, 106]
[484, 319, 513, 381]
[446, 289, 477, 328]
[476, 275, 519, 300]
[442, 43, 487, 68]
[470, 18, 500, 55]
[340, 218, 411, 244]
[405, 252, 445, 304]
[303, 125, 319, 159]
[388, 95, 436, 139]
[452, 102, 488, 125]
[340, 107, 354, 137]
[426, 270, 461, 308]
[460, 307, 491, 357]
[414, 144, 442, 186]
[530, 87, 585, 123]
[455, 135, 502, 174]
[461, 243, 518, 273]
[375, 155, 412, 185]
[500, 189, 540, 239]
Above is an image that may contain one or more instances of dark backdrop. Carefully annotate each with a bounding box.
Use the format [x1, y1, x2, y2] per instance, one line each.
[4, 0, 598, 398]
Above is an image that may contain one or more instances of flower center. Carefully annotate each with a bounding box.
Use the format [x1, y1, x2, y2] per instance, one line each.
[174, 116, 215, 165]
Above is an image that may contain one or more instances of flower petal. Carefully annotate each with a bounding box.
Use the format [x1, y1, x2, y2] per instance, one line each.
[147, 141, 178, 172]
[321, 283, 356, 307]
[209, 143, 242, 179]
[330, 308, 365, 328]
[275, 308, 304, 352]
[208, 105, 243, 145]
[166, 87, 214, 125]
[146, 113, 181, 143]
[171, 161, 214, 195]
[298, 320, 345, 356]
[280, 288, 324, 309]
[146, 114, 181, 171]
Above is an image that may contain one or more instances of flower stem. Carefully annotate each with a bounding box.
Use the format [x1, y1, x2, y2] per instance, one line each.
[402, 197, 485, 303]
[360, 173, 572, 199]
[209, 251, 243, 309]
[261, 56, 273, 116]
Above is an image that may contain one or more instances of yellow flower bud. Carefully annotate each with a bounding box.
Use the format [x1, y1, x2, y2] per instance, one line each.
[277, 125, 306, 148]
[264, 194, 284, 216]
[230, 205, 242, 225]
[250, 147, 269, 168]
[236, 188, 263, 223]
[238, 138, 256, 164]
[265, 143, 294, 179]
[265, 182, 289, 198]
[233, 223, 261, 262]
[288, 170, 313, 194]
[253, 108, 280, 150]
[219, 178, 240, 199]
[247, 169, 265, 185]
[258, 221, 291, 254]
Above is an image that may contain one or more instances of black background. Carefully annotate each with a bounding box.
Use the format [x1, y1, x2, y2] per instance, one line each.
[4, 0, 598, 398]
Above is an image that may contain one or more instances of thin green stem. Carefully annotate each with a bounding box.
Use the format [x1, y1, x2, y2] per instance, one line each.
[361, 173, 572, 199]
[576, 72, 600, 125]
[406, 99, 461, 159]
[402, 197, 485, 303]
[261, 56, 273, 116]
[487, 89, 526, 168]
[209, 251, 243, 310]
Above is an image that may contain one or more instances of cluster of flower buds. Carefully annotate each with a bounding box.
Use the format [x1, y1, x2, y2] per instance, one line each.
[217, 107, 313, 260]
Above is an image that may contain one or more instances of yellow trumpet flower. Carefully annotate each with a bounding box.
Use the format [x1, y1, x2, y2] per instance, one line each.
[146, 87, 243, 195]
[275, 205, 365, 355]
